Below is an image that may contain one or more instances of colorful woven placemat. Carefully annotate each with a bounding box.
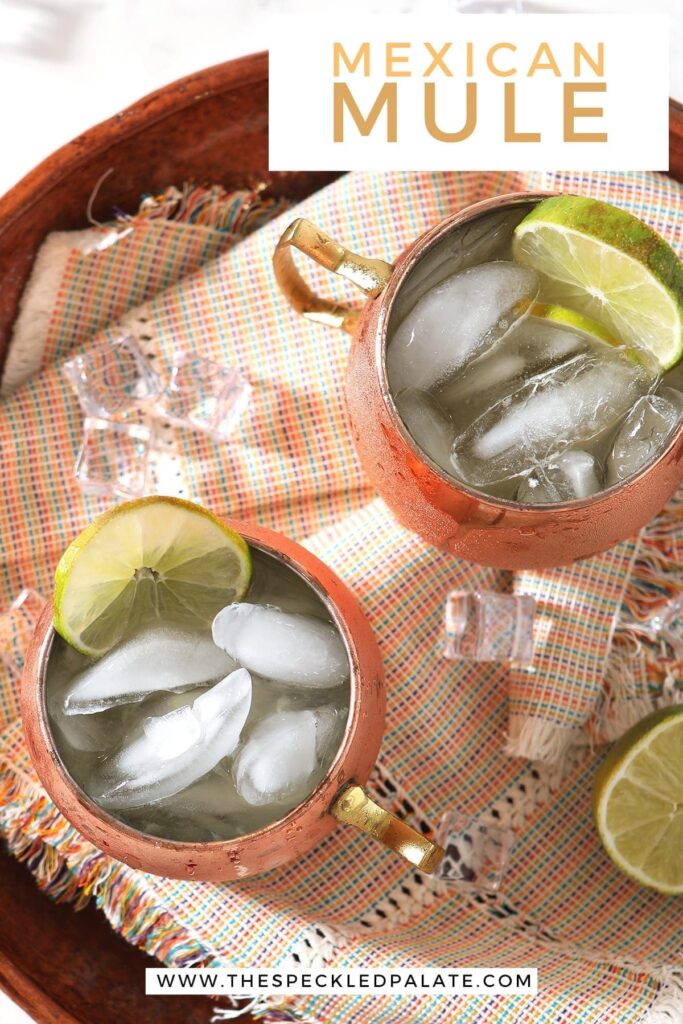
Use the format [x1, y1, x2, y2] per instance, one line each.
[0, 171, 681, 1023]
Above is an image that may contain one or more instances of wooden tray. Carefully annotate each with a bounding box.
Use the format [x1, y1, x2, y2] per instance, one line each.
[0, 52, 682, 1023]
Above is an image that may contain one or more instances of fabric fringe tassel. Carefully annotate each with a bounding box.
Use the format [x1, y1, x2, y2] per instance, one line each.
[0, 770, 322, 1020]
[122, 183, 292, 237]
[505, 716, 587, 763]
[0, 770, 215, 969]
[81, 182, 292, 256]
[642, 969, 683, 1024]
[212, 997, 322, 1023]
[597, 490, 683, 743]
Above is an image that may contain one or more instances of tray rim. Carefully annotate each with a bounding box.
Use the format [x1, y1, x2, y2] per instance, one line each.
[0, 52, 268, 234]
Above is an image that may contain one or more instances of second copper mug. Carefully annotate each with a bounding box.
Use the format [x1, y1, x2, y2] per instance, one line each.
[22, 515, 444, 881]
[274, 192, 683, 570]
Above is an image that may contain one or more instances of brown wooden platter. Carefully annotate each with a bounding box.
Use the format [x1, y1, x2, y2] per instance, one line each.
[0, 51, 682, 1023]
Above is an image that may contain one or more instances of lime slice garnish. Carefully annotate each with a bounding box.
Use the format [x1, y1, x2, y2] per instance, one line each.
[593, 706, 683, 894]
[530, 302, 618, 346]
[54, 497, 252, 657]
[514, 196, 683, 370]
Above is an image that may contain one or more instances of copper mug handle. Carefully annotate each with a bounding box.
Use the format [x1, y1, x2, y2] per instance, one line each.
[331, 783, 444, 874]
[273, 218, 394, 334]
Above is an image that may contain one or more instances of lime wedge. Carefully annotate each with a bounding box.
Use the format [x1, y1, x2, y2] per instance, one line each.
[593, 706, 683, 894]
[54, 497, 252, 657]
[530, 303, 618, 346]
[514, 197, 683, 370]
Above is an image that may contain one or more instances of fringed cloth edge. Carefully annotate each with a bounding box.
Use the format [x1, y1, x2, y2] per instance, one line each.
[0, 769, 322, 1023]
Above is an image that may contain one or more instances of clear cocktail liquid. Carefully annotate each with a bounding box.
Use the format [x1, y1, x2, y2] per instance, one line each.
[386, 206, 683, 503]
[47, 549, 350, 842]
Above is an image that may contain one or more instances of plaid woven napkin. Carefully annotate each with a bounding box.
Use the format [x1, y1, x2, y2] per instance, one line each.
[0, 170, 681, 1023]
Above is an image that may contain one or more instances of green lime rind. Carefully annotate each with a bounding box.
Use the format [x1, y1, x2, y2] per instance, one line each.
[521, 196, 683, 312]
[592, 705, 683, 895]
[515, 196, 683, 370]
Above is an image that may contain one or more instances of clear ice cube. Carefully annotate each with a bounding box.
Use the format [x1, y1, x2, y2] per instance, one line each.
[517, 450, 602, 504]
[233, 706, 338, 807]
[154, 352, 251, 441]
[121, 768, 278, 841]
[394, 388, 456, 473]
[75, 417, 152, 499]
[93, 667, 252, 809]
[606, 390, 683, 485]
[436, 809, 516, 893]
[50, 704, 121, 754]
[161, 771, 242, 818]
[63, 335, 162, 419]
[64, 627, 236, 715]
[436, 314, 587, 430]
[212, 604, 349, 689]
[143, 705, 201, 759]
[451, 347, 650, 489]
[443, 591, 535, 667]
[386, 261, 539, 394]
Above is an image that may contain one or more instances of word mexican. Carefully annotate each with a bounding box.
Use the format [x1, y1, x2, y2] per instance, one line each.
[333, 40, 607, 143]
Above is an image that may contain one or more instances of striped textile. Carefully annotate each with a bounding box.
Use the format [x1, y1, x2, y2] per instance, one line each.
[0, 171, 681, 1023]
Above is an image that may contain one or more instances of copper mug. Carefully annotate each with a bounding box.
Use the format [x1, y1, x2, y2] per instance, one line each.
[274, 192, 683, 569]
[21, 518, 444, 880]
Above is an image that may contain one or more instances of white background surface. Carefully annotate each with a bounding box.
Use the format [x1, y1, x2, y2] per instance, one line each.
[0, 0, 681, 194]
[0, 1, 680, 1021]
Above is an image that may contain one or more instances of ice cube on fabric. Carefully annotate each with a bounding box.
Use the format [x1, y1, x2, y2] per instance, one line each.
[386, 261, 539, 394]
[233, 707, 338, 807]
[92, 668, 252, 809]
[517, 450, 602, 504]
[212, 604, 348, 689]
[63, 627, 236, 715]
[606, 391, 683, 485]
[451, 348, 649, 489]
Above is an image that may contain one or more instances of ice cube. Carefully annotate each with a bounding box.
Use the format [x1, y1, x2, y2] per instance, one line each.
[92, 668, 252, 809]
[64, 627, 236, 715]
[606, 390, 683, 485]
[122, 811, 219, 843]
[143, 705, 201, 759]
[451, 347, 650, 489]
[394, 388, 456, 472]
[63, 335, 162, 420]
[121, 768, 277, 841]
[234, 707, 339, 807]
[75, 417, 152, 499]
[390, 208, 530, 323]
[517, 450, 602, 504]
[386, 261, 539, 394]
[154, 352, 251, 440]
[212, 604, 348, 689]
[436, 314, 587, 427]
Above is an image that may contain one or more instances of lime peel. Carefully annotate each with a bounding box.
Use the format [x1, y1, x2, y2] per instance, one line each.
[593, 705, 683, 895]
[514, 196, 683, 371]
